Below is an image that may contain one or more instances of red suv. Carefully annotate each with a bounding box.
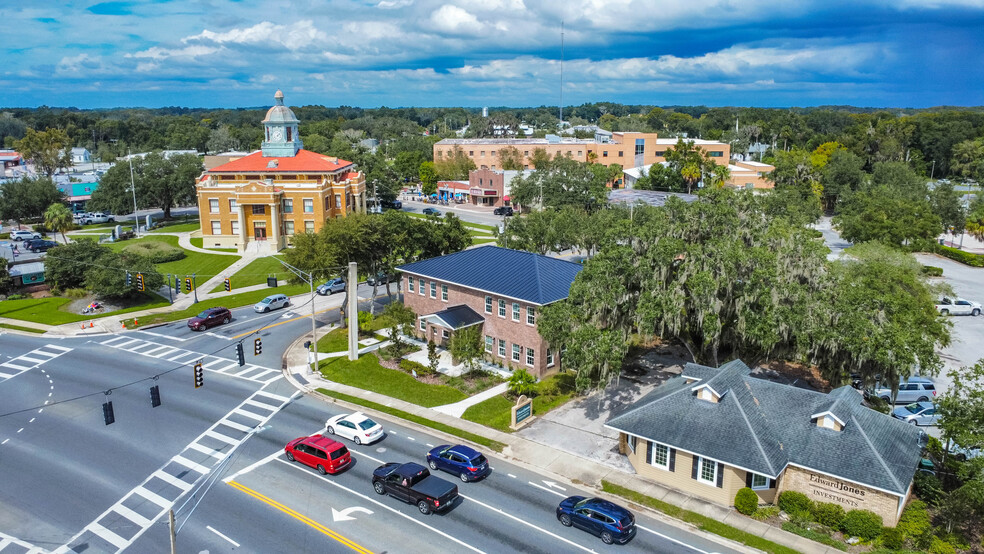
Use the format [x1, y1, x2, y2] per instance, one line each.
[285, 435, 351, 474]
[187, 307, 232, 331]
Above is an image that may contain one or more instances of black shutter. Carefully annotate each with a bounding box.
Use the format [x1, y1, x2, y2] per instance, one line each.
[647, 441, 653, 464]
[769, 478, 776, 489]
[669, 449, 676, 472]
[691, 456, 699, 480]
[716, 462, 724, 488]
[745, 472, 753, 488]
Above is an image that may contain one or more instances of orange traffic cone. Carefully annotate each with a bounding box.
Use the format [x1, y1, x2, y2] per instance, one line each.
[81, 324, 85, 330]
[121, 321, 126, 330]
[134, 318, 139, 326]
[90, 321, 94, 328]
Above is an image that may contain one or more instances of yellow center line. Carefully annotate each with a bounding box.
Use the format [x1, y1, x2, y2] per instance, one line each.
[227, 480, 372, 553]
[231, 306, 339, 339]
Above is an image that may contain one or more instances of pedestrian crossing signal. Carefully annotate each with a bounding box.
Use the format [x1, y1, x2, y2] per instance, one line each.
[174, 277, 181, 294]
[150, 385, 161, 407]
[236, 343, 246, 367]
[194, 362, 204, 389]
[136, 273, 145, 292]
[102, 401, 115, 425]
[254, 338, 262, 356]
[224, 278, 231, 292]
[184, 277, 193, 292]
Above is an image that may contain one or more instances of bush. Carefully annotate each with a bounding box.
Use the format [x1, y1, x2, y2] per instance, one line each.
[811, 502, 845, 528]
[913, 471, 945, 506]
[122, 241, 185, 263]
[398, 358, 435, 377]
[734, 487, 759, 515]
[5, 293, 25, 300]
[921, 265, 943, 276]
[928, 537, 956, 554]
[937, 244, 984, 267]
[508, 368, 537, 397]
[777, 491, 813, 516]
[0, 232, 9, 239]
[897, 500, 931, 542]
[751, 505, 780, 521]
[841, 509, 883, 540]
[63, 288, 88, 299]
[880, 527, 903, 550]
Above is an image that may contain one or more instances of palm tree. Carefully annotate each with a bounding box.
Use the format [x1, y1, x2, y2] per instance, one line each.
[44, 203, 73, 243]
[681, 163, 702, 194]
[711, 164, 732, 188]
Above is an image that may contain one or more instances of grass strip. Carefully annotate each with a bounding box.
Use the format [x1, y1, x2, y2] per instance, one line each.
[0, 323, 47, 333]
[318, 354, 466, 407]
[209, 255, 287, 292]
[781, 523, 847, 551]
[149, 222, 200, 233]
[317, 388, 506, 452]
[601, 481, 800, 554]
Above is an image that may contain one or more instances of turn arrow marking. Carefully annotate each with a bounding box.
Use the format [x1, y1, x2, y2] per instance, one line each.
[542, 480, 566, 491]
[332, 506, 374, 522]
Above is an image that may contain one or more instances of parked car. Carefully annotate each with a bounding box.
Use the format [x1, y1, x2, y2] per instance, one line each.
[493, 206, 514, 216]
[936, 297, 981, 316]
[27, 240, 59, 253]
[316, 278, 346, 295]
[371, 462, 459, 515]
[381, 199, 402, 210]
[9, 230, 41, 241]
[865, 376, 936, 404]
[426, 444, 491, 482]
[284, 435, 351, 475]
[556, 496, 636, 545]
[949, 443, 982, 461]
[187, 307, 232, 331]
[366, 271, 398, 286]
[325, 412, 384, 445]
[253, 293, 289, 313]
[891, 401, 939, 426]
[421, 207, 441, 216]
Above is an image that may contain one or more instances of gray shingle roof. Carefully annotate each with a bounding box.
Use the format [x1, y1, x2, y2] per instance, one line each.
[397, 246, 583, 305]
[607, 360, 923, 495]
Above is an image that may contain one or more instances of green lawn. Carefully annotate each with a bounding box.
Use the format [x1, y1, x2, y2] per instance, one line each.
[462, 373, 576, 432]
[209, 256, 287, 292]
[317, 315, 395, 352]
[190, 237, 203, 248]
[0, 292, 170, 325]
[108, 235, 238, 280]
[404, 212, 498, 234]
[121, 284, 309, 327]
[319, 354, 467, 407]
[150, 222, 200, 233]
[471, 238, 497, 245]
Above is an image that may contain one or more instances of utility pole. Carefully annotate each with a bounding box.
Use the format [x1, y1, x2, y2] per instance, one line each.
[128, 149, 140, 237]
[277, 259, 320, 373]
[930, 160, 936, 180]
[348, 262, 359, 361]
[559, 20, 565, 128]
[168, 509, 177, 554]
[192, 274, 198, 304]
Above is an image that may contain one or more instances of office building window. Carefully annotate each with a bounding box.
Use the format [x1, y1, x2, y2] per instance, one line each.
[209, 199, 219, 213]
[441, 284, 448, 302]
[283, 199, 293, 213]
[408, 276, 415, 293]
[303, 199, 314, 213]
[229, 199, 238, 211]
[430, 281, 437, 298]
[211, 220, 221, 235]
[485, 296, 492, 314]
[512, 344, 521, 362]
[498, 299, 506, 317]
[252, 204, 265, 215]
[526, 348, 534, 367]
[284, 221, 294, 235]
[485, 336, 493, 353]
[231, 220, 239, 235]
[527, 306, 535, 325]
[708, 151, 723, 157]
[498, 339, 506, 357]
[512, 303, 520, 321]
[635, 138, 645, 156]
[304, 220, 315, 232]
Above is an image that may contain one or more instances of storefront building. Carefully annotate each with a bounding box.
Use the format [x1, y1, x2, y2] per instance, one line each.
[195, 91, 366, 253]
[607, 360, 924, 525]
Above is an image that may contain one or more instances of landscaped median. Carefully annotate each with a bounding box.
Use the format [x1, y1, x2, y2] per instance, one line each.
[0, 292, 170, 326]
[209, 255, 289, 293]
[120, 284, 308, 327]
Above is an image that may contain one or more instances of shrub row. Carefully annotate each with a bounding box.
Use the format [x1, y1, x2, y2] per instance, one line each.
[775, 491, 882, 540]
[122, 241, 186, 263]
[936, 244, 984, 267]
[398, 358, 436, 377]
[921, 265, 943, 276]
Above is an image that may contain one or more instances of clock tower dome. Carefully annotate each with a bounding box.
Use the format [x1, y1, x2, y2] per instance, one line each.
[261, 90, 303, 157]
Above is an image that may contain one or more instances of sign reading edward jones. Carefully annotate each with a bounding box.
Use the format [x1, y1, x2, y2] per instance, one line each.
[809, 473, 866, 508]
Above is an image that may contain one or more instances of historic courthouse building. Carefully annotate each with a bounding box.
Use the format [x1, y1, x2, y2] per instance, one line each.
[196, 91, 366, 253]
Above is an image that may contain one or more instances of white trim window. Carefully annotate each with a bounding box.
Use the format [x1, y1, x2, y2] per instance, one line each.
[546, 349, 555, 367]
[648, 442, 669, 470]
[628, 435, 637, 454]
[485, 335, 493, 353]
[211, 220, 222, 235]
[442, 329, 449, 339]
[229, 199, 238, 211]
[511, 344, 520, 362]
[209, 199, 219, 213]
[303, 198, 314, 213]
[231, 220, 240, 235]
[498, 299, 506, 318]
[698, 457, 718, 485]
[419, 319, 426, 330]
[284, 221, 294, 236]
[408, 276, 415, 293]
[419, 278, 425, 295]
[441, 284, 448, 302]
[527, 306, 535, 325]
[281, 199, 292, 213]
[430, 281, 437, 298]
[526, 347, 534, 367]
[304, 220, 315, 232]
[485, 296, 492, 314]
[512, 302, 520, 321]
[751, 473, 769, 490]
[498, 339, 506, 358]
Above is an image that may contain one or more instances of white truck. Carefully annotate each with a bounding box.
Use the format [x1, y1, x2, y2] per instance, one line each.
[74, 212, 116, 225]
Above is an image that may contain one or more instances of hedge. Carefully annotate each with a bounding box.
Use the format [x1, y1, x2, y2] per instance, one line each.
[841, 509, 883, 540]
[811, 501, 845, 529]
[921, 265, 943, 276]
[734, 487, 759, 515]
[777, 490, 812, 515]
[936, 244, 984, 267]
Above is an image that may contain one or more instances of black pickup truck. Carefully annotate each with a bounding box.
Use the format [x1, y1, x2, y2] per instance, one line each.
[371, 462, 458, 514]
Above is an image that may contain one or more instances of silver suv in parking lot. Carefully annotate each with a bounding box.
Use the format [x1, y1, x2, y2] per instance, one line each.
[866, 376, 936, 404]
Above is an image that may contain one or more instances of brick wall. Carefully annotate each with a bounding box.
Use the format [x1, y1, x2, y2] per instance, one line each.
[777, 465, 905, 525]
[401, 274, 560, 378]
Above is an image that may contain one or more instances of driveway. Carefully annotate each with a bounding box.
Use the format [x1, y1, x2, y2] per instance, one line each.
[516, 344, 691, 471]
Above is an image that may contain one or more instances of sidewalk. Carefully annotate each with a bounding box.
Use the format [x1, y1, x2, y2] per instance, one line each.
[282, 341, 838, 554]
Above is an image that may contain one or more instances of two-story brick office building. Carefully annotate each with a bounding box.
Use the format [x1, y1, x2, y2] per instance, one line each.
[396, 246, 583, 378]
[607, 360, 923, 525]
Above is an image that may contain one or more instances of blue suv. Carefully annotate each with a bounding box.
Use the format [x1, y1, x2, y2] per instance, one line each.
[557, 496, 636, 545]
[426, 445, 491, 482]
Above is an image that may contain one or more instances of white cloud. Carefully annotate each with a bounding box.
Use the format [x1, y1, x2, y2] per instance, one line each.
[430, 5, 484, 34]
[128, 45, 220, 61]
[183, 20, 327, 52]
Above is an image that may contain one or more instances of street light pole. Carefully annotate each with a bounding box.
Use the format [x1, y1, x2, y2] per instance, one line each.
[128, 149, 139, 237]
[277, 259, 319, 374]
[930, 160, 936, 180]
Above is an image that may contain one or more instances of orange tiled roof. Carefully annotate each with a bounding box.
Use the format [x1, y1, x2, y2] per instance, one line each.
[207, 149, 353, 173]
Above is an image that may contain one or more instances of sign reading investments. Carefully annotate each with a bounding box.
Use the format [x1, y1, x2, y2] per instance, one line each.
[807, 473, 867, 509]
[510, 395, 534, 430]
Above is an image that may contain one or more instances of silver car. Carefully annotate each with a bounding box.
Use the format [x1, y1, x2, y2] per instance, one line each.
[253, 294, 289, 313]
[891, 402, 938, 426]
[316, 278, 346, 295]
[867, 376, 936, 404]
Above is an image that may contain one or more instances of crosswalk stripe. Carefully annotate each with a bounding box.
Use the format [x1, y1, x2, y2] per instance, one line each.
[112, 338, 141, 349]
[133, 487, 171, 509]
[173, 455, 211, 474]
[211, 361, 240, 373]
[150, 347, 180, 358]
[111, 505, 150, 527]
[153, 470, 193, 492]
[254, 390, 290, 402]
[1, 362, 32, 371]
[219, 420, 252, 433]
[187, 442, 227, 460]
[234, 365, 262, 377]
[100, 337, 128, 346]
[232, 408, 266, 422]
[204, 430, 240, 446]
[243, 399, 277, 412]
[42, 344, 72, 352]
[167, 351, 200, 363]
[18, 356, 45, 364]
[249, 369, 279, 380]
[142, 346, 171, 356]
[89, 523, 128, 550]
[0, 371, 15, 379]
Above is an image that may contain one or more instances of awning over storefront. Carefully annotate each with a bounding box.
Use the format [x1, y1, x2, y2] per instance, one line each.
[421, 305, 484, 330]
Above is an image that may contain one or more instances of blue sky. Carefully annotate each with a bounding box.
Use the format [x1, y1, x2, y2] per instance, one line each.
[1, 0, 983, 109]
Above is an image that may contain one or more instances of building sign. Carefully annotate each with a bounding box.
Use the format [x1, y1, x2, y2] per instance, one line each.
[807, 473, 866, 509]
[510, 395, 534, 430]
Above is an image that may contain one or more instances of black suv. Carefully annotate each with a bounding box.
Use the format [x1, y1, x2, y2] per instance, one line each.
[381, 199, 403, 210]
[187, 307, 233, 331]
[493, 206, 514, 216]
[27, 240, 59, 253]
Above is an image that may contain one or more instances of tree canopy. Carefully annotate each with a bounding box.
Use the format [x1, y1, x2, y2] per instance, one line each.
[88, 152, 203, 218]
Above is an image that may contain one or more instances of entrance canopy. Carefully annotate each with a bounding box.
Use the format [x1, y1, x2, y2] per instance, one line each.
[421, 305, 484, 330]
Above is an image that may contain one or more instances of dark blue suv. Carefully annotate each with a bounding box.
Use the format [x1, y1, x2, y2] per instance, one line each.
[557, 496, 636, 545]
[426, 444, 491, 482]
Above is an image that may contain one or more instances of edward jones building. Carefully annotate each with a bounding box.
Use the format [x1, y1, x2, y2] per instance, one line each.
[606, 360, 924, 525]
[195, 91, 366, 253]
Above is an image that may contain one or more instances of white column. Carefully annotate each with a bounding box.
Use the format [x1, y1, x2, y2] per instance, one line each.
[237, 205, 247, 249]
[269, 203, 280, 251]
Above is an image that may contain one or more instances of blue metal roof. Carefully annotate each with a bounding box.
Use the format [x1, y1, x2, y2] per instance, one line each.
[397, 245, 582, 305]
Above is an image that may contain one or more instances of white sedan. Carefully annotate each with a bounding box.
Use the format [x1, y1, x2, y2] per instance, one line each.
[325, 412, 384, 445]
[936, 297, 982, 316]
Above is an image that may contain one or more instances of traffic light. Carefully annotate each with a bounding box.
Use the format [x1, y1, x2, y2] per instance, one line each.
[223, 278, 231, 292]
[102, 401, 115, 425]
[174, 276, 181, 294]
[194, 362, 204, 389]
[254, 338, 262, 356]
[125, 271, 132, 287]
[184, 277, 193, 292]
[150, 385, 161, 407]
[135, 273, 145, 292]
[236, 343, 245, 367]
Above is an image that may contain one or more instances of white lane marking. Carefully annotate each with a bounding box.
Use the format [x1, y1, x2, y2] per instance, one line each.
[406, 436, 415, 441]
[1, 439, 8, 445]
[637, 524, 711, 553]
[29, 418, 35, 423]
[426, 443, 434, 447]
[457, 491, 596, 553]
[508, 474, 516, 478]
[278, 459, 485, 554]
[207, 526, 240, 547]
[528, 482, 568, 498]
[17, 428, 23, 433]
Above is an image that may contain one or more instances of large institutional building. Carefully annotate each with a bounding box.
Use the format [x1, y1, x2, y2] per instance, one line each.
[195, 91, 366, 253]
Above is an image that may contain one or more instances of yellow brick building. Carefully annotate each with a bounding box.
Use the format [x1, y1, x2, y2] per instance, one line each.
[196, 90, 366, 253]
